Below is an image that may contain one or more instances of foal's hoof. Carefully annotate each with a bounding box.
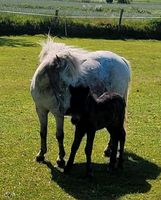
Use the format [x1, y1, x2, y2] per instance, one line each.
[36, 155, 45, 162]
[107, 164, 117, 174]
[103, 149, 111, 157]
[117, 162, 124, 170]
[86, 172, 94, 179]
[56, 159, 66, 168]
[107, 167, 116, 174]
[64, 166, 71, 174]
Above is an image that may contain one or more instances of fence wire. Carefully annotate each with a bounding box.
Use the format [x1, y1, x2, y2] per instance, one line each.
[0, 10, 161, 19]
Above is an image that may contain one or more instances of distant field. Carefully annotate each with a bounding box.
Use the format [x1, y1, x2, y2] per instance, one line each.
[0, 35, 161, 200]
[0, 0, 161, 18]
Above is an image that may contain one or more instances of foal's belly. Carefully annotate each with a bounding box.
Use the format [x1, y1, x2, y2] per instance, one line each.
[90, 118, 110, 131]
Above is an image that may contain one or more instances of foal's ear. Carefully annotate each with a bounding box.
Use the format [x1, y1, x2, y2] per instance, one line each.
[69, 85, 75, 94]
[84, 86, 90, 95]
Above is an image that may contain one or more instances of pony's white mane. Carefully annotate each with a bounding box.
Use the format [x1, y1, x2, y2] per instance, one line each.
[39, 37, 88, 81]
[39, 36, 88, 62]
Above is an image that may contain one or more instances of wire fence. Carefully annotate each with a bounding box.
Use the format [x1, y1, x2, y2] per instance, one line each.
[0, 10, 161, 19]
[1, 9, 160, 39]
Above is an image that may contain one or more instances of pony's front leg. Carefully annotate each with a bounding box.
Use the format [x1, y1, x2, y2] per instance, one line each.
[85, 131, 95, 178]
[55, 115, 66, 168]
[36, 107, 48, 162]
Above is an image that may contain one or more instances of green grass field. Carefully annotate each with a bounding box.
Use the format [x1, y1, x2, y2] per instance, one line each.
[0, 35, 161, 200]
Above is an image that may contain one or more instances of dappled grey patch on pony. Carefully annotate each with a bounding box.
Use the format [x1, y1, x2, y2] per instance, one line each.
[30, 36, 131, 168]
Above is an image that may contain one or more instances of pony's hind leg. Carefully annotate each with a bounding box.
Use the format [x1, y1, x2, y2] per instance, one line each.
[118, 127, 126, 169]
[36, 107, 49, 162]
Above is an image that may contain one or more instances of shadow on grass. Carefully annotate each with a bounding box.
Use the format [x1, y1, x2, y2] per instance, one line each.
[42, 152, 161, 200]
[0, 37, 37, 47]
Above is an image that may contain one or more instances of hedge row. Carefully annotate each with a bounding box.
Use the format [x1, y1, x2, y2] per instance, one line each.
[0, 14, 161, 39]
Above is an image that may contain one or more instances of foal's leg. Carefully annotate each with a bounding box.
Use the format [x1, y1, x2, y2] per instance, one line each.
[103, 138, 112, 157]
[85, 131, 95, 178]
[64, 126, 85, 173]
[108, 128, 119, 172]
[118, 127, 126, 169]
[36, 107, 49, 162]
[55, 115, 66, 168]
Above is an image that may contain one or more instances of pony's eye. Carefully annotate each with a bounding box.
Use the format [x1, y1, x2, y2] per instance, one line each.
[52, 63, 59, 69]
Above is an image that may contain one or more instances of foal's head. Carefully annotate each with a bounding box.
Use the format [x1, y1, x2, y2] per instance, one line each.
[68, 85, 90, 125]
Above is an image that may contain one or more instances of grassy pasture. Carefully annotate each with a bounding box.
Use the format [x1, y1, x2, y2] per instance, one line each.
[0, 35, 161, 200]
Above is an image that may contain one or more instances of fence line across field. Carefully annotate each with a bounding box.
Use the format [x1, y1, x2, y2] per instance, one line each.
[1, 9, 160, 37]
[0, 10, 161, 19]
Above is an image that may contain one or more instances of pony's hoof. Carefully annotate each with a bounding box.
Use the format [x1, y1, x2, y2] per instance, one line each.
[56, 159, 66, 168]
[36, 155, 45, 162]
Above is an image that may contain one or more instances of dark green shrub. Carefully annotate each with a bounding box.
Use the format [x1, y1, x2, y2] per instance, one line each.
[117, 0, 131, 4]
[106, 0, 113, 3]
[0, 14, 161, 40]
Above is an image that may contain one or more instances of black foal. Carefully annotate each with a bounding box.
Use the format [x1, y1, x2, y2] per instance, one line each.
[65, 85, 126, 177]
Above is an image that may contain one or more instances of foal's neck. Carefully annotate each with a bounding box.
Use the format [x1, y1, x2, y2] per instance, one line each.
[86, 93, 97, 113]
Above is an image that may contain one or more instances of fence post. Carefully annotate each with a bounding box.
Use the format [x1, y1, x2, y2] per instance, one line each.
[51, 9, 59, 33]
[64, 18, 67, 37]
[54, 10, 59, 25]
[118, 9, 124, 28]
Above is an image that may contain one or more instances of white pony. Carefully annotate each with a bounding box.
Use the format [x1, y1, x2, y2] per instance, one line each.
[30, 37, 131, 168]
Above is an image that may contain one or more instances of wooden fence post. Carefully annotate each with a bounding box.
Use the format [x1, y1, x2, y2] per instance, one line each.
[55, 9, 59, 26]
[55, 9, 59, 20]
[51, 9, 59, 35]
[118, 9, 124, 28]
[64, 18, 67, 37]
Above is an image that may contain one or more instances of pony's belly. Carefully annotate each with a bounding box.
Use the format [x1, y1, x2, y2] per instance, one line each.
[31, 88, 61, 114]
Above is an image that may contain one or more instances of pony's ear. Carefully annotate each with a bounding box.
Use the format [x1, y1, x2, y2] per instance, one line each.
[53, 55, 62, 69]
[69, 85, 75, 94]
[56, 55, 61, 62]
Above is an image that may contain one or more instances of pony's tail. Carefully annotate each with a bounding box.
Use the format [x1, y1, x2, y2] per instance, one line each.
[124, 76, 131, 133]
[121, 57, 131, 130]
